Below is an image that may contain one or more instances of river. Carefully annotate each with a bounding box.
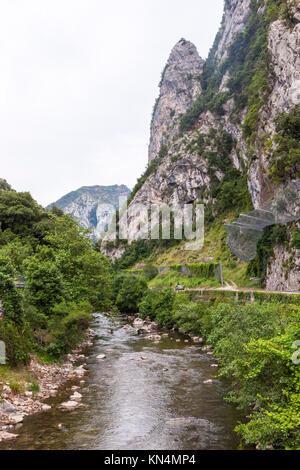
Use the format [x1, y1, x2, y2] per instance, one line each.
[0, 313, 240, 450]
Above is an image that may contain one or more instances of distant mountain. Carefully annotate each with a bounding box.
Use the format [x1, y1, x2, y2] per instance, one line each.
[47, 185, 131, 241]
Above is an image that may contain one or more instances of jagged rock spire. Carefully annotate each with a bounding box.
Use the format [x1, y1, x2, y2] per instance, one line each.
[148, 38, 204, 163]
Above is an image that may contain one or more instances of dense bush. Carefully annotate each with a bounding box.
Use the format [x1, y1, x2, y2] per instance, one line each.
[143, 263, 158, 280]
[44, 302, 92, 359]
[134, 286, 300, 449]
[115, 275, 147, 313]
[201, 301, 300, 449]
[139, 289, 175, 327]
[291, 228, 300, 249]
[269, 106, 300, 182]
[0, 184, 113, 364]
[0, 321, 31, 366]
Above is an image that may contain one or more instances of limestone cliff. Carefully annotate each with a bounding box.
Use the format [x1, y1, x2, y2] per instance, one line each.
[103, 0, 300, 291]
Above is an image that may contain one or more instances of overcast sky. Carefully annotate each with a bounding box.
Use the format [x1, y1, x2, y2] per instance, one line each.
[0, 0, 224, 206]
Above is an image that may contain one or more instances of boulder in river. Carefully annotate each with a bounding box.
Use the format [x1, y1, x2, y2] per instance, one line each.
[191, 336, 204, 344]
[70, 392, 82, 402]
[96, 354, 106, 360]
[41, 404, 51, 412]
[73, 365, 86, 377]
[0, 431, 18, 442]
[133, 318, 145, 328]
[203, 379, 213, 385]
[59, 400, 80, 411]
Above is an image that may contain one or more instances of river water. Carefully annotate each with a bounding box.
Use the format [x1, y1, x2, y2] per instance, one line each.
[0, 313, 240, 450]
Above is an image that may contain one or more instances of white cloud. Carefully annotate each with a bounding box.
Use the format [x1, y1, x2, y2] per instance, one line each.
[0, 0, 224, 206]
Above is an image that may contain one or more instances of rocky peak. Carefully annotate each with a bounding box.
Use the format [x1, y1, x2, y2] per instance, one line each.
[148, 38, 204, 163]
[47, 184, 131, 241]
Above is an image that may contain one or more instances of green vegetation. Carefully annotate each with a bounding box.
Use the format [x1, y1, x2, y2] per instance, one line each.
[147, 262, 221, 289]
[0, 183, 113, 365]
[247, 222, 298, 286]
[268, 106, 300, 182]
[115, 275, 147, 314]
[291, 228, 300, 249]
[139, 289, 175, 327]
[142, 263, 159, 281]
[149, 271, 220, 289]
[133, 285, 300, 449]
[179, 0, 291, 139]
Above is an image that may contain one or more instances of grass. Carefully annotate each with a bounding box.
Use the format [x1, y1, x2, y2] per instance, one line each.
[130, 215, 260, 289]
[0, 364, 38, 395]
[149, 271, 221, 289]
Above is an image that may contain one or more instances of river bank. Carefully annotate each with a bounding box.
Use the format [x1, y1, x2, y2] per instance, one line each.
[0, 312, 240, 450]
[0, 328, 95, 443]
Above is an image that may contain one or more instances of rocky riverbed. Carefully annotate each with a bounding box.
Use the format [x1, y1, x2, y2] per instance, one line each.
[0, 313, 239, 450]
[0, 328, 95, 442]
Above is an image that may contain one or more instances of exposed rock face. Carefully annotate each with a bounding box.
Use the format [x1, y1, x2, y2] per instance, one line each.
[47, 185, 130, 241]
[102, 0, 300, 291]
[266, 222, 300, 292]
[266, 245, 300, 292]
[215, 0, 251, 63]
[148, 39, 204, 163]
[249, 9, 300, 207]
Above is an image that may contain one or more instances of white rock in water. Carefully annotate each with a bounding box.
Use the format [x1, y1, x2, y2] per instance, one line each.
[133, 318, 145, 328]
[59, 400, 80, 410]
[0, 431, 18, 442]
[73, 365, 86, 376]
[192, 337, 203, 343]
[97, 354, 106, 360]
[203, 379, 213, 385]
[70, 392, 82, 402]
[42, 404, 51, 411]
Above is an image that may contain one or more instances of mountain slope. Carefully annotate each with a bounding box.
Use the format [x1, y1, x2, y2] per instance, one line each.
[102, 0, 300, 291]
[47, 185, 130, 241]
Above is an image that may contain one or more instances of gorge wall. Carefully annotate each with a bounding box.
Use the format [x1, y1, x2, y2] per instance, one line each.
[102, 0, 300, 291]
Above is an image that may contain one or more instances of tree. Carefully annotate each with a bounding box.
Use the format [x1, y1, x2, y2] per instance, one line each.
[25, 257, 64, 314]
[116, 275, 147, 313]
[0, 272, 24, 326]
